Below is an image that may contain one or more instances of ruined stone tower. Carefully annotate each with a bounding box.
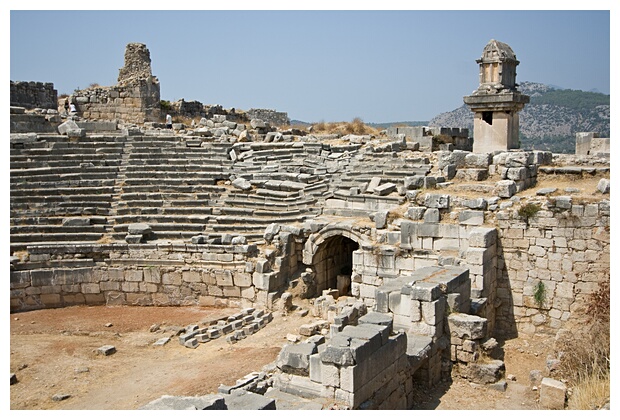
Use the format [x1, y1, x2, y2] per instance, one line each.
[464, 39, 529, 153]
[68, 43, 161, 124]
[118, 43, 155, 85]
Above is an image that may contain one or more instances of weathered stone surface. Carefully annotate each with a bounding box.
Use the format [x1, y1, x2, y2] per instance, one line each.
[424, 194, 450, 209]
[495, 180, 516, 198]
[465, 359, 505, 384]
[448, 313, 487, 340]
[232, 177, 252, 191]
[127, 223, 152, 235]
[597, 178, 610, 194]
[276, 343, 317, 373]
[139, 394, 226, 410]
[539, 377, 567, 409]
[96, 345, 116, 356]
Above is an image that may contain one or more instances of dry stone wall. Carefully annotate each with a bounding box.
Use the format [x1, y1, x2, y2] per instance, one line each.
[10, 81, 58, 109]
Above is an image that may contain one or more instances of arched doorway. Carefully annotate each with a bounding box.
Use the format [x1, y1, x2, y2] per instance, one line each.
[310, 235, 359, 297]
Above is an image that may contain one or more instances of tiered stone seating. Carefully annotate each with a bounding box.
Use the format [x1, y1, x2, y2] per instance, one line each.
[337, 156, 432, 189]
[10, 135, 124, 252]
[109, 138, 233, 241]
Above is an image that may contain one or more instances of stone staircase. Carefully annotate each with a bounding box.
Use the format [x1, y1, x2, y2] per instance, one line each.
[10, 134, 124, 252]
[109, 138, 233, 241]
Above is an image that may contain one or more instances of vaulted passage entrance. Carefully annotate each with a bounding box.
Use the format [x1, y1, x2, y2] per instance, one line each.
[311, 235, 359, 297]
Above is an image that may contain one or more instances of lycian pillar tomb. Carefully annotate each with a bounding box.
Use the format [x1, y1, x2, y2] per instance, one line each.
[464, 39, 529, 153]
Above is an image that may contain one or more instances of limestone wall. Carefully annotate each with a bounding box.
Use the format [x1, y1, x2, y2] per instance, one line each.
[10, 243, 273, 312]
[494, 197, 610, 336]
[246, 108, 290, 127]
[70, 79, 161, 124]
[10, 81, 57, 109]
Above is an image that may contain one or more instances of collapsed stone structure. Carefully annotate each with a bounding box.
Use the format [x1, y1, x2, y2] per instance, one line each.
[9, 41, 610, 409]
[65, 43, 161, 124]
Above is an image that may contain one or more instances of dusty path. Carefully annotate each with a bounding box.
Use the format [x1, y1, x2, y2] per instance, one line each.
[10, 305, 552, 410]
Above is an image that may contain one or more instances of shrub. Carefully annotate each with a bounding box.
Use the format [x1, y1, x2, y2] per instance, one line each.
[518, 202, 541, 220]
[160, 100, 172, 112]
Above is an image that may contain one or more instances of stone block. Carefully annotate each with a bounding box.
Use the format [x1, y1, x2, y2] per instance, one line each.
[597, 178, 610, 194]
[374, 183, 397, 196]
[410, 282, 441, 302]
[277, 343, 318, 373]
[448, 313, 487, 340]
[139, 395, 226, 410]
[424, 194, 450, 209]
[465, 360, 505, 384]
[96, 345, 116, 356]
[404, 176, 424, 190]
[320, 344, 355, 366]
[223, 390, 276, 410]
[540, 377, 567, 409]
[423, 208, 440, 223]
[495, 180, 516, 198]
[459, 210, 484, 225]
[468, 227, 497, 248]
[358, 312, 393, 330]
[309, 353, 322, 383]
[405, 206, 425, 220]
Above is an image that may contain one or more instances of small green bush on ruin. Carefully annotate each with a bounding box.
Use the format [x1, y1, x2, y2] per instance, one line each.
[518, 202, 541, 220]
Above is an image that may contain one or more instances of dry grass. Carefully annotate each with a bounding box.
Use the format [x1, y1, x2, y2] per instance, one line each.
[311, 118, 379, 136]
[554, 279, 610, 409]
[567, 374, 610, 410]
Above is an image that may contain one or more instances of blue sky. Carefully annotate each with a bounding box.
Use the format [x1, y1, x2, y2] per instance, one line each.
[7, 3, 614, 123]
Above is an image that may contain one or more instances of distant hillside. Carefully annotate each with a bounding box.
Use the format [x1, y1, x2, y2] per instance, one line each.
[290, 120, 429, 129]
[429, 81, 610, 153]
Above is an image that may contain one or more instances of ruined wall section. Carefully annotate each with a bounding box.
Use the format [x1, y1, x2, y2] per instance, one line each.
[10, 81, 57, 109]
[494, 197, 610, 336]
[10, 243, 271, 312]
[246, 109, 290, 127]
[70, 43, 161, 124]
[70, 81, 160, 124]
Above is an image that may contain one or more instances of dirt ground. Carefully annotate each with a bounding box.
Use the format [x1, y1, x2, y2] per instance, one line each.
[10, 304, 553, 410]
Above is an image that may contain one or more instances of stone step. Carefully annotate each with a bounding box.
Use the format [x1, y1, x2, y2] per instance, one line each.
[11, 225, 108, 234]
[10, 207, 111, 218]
[125, 163, 228, 172]
[11, 173, 119, 183]
[255, 188, 301, 199]
[10, 216, 107, 225]
[110, 215, 211, 225]
[122, 177, 222, 186]
[212, 214, 306, 225]
[10, 186, 117, 197]
[11, 179, 118, 190]
[10, 160, 122, 170]
[111, 222, 206, 234]
[210, 224, 270, 233]
[116, 207, 205, 216]
[10, 240, 104, 254]
[11, 165, 120, 176]
[119, 184, 224, 194]
[122, 171, 229, 179]
[10, 232, 105, 243]
[10, 193, 114, 203]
